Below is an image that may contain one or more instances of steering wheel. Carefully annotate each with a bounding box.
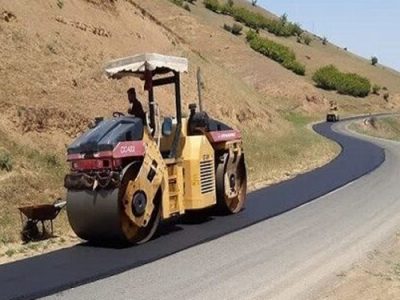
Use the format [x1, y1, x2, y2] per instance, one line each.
[113, 111, 125, 118]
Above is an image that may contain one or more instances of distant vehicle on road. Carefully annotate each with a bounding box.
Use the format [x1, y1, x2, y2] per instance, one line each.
[326, 100, 340, 122]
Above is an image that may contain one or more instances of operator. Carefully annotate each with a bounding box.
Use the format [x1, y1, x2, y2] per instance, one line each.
[127, 88, 146, 123]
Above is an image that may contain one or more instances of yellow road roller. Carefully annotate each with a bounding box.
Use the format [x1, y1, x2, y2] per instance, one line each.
[64, 53, 247, 244]
[326, 100, 340, 122]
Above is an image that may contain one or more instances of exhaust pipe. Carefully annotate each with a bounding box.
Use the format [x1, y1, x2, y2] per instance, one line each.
[197, 67, 203, 112]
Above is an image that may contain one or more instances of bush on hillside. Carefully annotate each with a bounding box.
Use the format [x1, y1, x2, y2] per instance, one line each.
[0, 149, 13, 172]
[170, 0, 193, 10]
[371, 56, 378, 66]
[372, 84, 381, 95]
[246, 29, 258, 42]
[224, 22, 243, 35]
[223, 23, 232, 32]
[203, 0, 221, 12]
[232, 7, 264, 29]
[170, 0, 184, 6]
[336, 73, 371, 97]
[204, 1, 303, 37]
[231, 23, 243, 35]
[312, 65, 341, 90]
[246, 31, 305, 75]
[312, 65, 371, 97]
[282, 60, 306, 76]
[383, 93, 390, 101]
[302, 34, 312, 45]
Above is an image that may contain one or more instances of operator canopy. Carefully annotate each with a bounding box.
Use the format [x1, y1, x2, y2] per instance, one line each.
[104, 53, 188, 79]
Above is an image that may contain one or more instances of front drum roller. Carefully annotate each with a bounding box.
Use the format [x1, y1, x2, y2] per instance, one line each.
[66, 163, 162, 245]
[216, 152, 247, 214]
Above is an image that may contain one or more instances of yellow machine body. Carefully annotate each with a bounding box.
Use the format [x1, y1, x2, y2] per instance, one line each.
[157, 118, 218, 218]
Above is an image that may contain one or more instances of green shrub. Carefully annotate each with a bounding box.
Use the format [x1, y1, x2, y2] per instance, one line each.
[283, 60, 306, 75]
[312, 65, 371, 97]
[57, 0, 64, 9]
[44, 154, 60, 168]
[232, 7, 264, 29]
[336, 73, 371, 97]
[372, 84, 381, 95]
[371, 56, 378, 66]
[246, 29, 257, 42]
[170, 0, 193, 10]
[204, 1, 302, 37]
[246, 31, 305, 75]
[0, 149, 13, 172]
[203, 0, 221, 12]
[383, 93, 390, 101]
[223, 23, 232, 32]
[220, 1, 234, 15]
[312, 65, 341, 90]
[169, 0, 184, 7]
[231, 23, 243, 35]
[302, 34, 312, 45]
[224, 22, 243, 35]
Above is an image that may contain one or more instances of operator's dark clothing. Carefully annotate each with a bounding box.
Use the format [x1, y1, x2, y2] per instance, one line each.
[129, 99, 146, 124]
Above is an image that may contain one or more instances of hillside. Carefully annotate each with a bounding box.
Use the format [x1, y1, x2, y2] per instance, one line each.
[0, 0, 399, 254]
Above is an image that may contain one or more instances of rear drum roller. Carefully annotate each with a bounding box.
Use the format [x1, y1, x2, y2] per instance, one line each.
[216, 153, 247, 214]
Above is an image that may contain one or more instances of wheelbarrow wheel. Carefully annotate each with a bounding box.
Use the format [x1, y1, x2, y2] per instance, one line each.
[21, 220, 40, 243]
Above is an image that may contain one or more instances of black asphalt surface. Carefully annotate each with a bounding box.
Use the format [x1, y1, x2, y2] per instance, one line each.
[0, 119, 385, 300]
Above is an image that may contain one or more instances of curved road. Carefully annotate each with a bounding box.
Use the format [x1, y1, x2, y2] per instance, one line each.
[0, 117, 395, 300]
[47, 119, 400, 300]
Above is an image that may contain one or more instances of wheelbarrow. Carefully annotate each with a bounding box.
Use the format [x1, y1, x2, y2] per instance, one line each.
[18, 199, 66, 242]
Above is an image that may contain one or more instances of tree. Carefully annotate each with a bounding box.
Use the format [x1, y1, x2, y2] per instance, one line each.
[280, 13, 288, 25]
[371, 56, 378, 66]
[251, 0, 257, 6]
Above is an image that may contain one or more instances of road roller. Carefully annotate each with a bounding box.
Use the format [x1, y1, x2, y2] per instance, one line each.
[326, 100, 340, 122]
[64, 53, 247, 244]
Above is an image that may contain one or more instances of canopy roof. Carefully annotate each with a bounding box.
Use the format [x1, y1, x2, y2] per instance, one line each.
[104, 53, 188, 79]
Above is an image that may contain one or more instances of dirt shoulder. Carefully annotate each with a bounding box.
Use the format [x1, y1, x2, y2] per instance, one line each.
[318, 232, 400, 300]
[349, 115, 400, 141]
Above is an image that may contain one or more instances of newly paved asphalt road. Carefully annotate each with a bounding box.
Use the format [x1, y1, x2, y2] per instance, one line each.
[46, 120, 400, 300]
[0, 118, 392, 300]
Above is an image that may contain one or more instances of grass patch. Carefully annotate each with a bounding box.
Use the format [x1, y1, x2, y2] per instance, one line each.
[244, 111, 338, 185]
[5, 249, 16, 257]
[283, 111, 312, 127]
